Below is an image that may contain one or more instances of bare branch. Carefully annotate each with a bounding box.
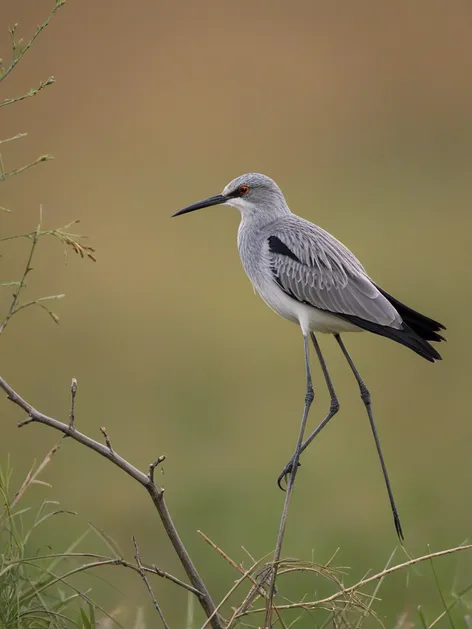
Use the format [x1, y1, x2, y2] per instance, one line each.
[133, 536, 170, 629]
[0, 375, 224, 629]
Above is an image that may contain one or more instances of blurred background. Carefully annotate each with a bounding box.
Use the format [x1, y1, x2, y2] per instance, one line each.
[1, 0, 472, 626]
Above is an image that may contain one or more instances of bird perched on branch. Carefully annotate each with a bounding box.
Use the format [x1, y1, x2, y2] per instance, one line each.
[173, 173, 446, 540]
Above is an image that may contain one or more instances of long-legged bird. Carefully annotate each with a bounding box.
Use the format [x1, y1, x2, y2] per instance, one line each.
[173, 173, 445, 540]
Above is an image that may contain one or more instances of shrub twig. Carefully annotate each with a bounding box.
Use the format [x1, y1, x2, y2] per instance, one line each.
[0, 375, 224, 629]
[133, 536, 170, 629]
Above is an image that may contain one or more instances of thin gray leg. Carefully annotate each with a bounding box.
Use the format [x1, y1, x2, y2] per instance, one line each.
[265, 333, 315, 624]
[334, 333, 404, 541]
[276, 334, 315, 483]
[277, 331, 340, 488]
[290, 333, 315, 471]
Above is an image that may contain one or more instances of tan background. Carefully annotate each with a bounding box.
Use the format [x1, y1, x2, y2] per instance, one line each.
[1, 1, 472, 626]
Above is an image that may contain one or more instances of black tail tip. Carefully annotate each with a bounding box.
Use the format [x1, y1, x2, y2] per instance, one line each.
[393, 511, 405, 542]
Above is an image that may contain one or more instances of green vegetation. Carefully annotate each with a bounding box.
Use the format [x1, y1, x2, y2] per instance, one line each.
[0, 450, 98, 628]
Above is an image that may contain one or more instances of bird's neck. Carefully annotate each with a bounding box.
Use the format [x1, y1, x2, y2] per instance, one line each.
[239, 205, 292, 229]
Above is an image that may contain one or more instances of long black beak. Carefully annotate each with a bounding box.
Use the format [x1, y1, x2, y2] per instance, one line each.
[172, 194, 226, 217]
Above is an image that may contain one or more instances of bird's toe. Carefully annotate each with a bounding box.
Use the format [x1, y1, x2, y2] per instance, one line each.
[276, 459, 301, 490]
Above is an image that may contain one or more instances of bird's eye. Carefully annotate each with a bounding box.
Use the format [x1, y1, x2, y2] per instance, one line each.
[239, 185, 250, 196]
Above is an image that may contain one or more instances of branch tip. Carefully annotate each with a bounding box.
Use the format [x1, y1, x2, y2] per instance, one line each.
[148, 455, 166, 483]
[100, 426, 114, 452]
[18, 414, 34, 428]
[68, 377, 77, 429]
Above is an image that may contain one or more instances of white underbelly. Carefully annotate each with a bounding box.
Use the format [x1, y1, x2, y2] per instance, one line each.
[257, 282, 362, 335]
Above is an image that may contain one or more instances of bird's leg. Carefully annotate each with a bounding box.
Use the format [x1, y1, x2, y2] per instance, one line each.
[334, 333, 404, 541]
[276, 334, 314, 486]
[265, 333, 314, 624]
[277, 332, 340, 489]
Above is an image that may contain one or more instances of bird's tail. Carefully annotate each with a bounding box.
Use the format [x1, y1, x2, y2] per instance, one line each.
[375, 286, 446, 343]
[342, 287, 446, 362]
[366, 322, 443, 362]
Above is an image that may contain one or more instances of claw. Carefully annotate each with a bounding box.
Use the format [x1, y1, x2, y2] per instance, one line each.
[277, 469, 289, 491]
[276, 459, 301, 491]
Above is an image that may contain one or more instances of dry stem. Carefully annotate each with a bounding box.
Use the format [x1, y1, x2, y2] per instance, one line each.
[0, 375, 224, 629]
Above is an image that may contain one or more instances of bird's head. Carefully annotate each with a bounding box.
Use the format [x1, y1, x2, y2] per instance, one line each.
[172, 173, 289, 219]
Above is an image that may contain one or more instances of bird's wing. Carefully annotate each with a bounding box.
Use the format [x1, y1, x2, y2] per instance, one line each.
[267, 224, 401, 328]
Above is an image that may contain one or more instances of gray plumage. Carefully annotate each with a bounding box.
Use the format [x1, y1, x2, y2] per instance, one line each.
[173, 172, 446, 540]
[177, 172, 443, 360]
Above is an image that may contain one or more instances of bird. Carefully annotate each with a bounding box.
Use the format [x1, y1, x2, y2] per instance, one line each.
[172, 172, 445, 540]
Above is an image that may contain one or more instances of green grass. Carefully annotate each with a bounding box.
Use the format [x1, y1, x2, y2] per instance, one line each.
[0, 447, 103, 629]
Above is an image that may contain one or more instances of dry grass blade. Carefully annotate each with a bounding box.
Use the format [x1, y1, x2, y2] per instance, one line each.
[354, 547, 398, 629]
[198, 530, 287, 629]
[10, 441, 61, 509]
[235, 545, 472, 620]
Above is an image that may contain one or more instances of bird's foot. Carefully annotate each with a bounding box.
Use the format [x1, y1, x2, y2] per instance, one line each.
[277, 458, 301, 491]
